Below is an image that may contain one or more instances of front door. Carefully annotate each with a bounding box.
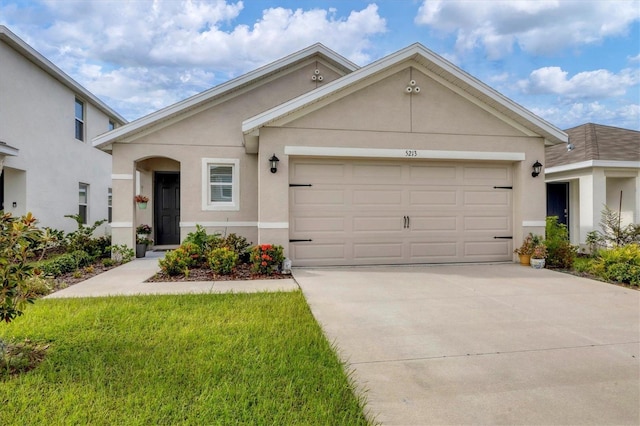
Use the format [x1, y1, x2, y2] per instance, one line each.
[154, 172, 180, 245]
[546, 182, 569, 227]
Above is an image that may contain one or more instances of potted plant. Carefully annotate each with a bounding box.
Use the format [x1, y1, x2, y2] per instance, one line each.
[135, 194, 149, 209]
[135, 224, 153, 258]
[530, 243, 547, 269]
[514, 233, 535, 265]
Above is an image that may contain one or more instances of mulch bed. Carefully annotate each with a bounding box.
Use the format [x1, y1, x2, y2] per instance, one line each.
[146, 262, 289, 282]
[51, 262, 118, 292]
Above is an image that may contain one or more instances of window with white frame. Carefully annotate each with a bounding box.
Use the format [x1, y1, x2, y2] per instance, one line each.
[107, 187, 112, 223]
[202, 158, 239, 211]
[75, 99, 85, 141]
[79, 183, 88, 224]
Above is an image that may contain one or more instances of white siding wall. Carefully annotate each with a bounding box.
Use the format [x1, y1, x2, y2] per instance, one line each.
[0, 40, 114, 233]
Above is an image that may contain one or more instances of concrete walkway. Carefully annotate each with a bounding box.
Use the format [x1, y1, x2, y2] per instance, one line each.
[295, 264, 640, 425]
[45, 251, 298, 298]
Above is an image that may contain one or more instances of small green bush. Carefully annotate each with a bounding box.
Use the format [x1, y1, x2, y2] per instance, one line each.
[184, 225, 222, 255]
[159, 246, 195, 276]
[38, 252, 81, 277]
[208, 247, 239, 274]
[102, 258, 115, 267]
[19, 275, 54, 298]
[222, 233, 252, 262]
[250, 244, 285, 275]
[109, 244, 134, 264]
[545, 216, 577, 268]
[590, 244, 640, 286]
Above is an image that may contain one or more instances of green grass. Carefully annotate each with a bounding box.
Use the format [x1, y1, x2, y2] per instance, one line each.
[0, 291, 369, 425]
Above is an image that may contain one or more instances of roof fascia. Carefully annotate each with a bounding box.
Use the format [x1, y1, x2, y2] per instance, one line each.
[93, 43, 358, 149]
[242, 43, 567, 144]
[0, 26, 126, 124]
[546, 160, 640, 174]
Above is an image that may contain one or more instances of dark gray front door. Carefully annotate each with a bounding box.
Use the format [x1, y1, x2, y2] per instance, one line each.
[546, 182, 569, 228]
[154, 172, 180, 245]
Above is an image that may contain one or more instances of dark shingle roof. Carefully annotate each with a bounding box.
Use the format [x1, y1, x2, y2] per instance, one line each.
[546, 123, 639, 168]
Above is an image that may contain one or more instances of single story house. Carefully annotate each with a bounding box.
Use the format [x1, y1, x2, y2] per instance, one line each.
[94, 43, 567, 266]
[546, 123, 639, 246]
[0, 25, 126, 232]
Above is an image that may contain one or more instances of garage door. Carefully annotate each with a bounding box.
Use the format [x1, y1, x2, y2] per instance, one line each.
[289, 159, 513, 266]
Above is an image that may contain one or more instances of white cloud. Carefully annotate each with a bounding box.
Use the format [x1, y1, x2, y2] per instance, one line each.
[415, 0, 640, 59]
[518, 66, 640, 99]
[530, 101, 640, 130]
[1, 1, 386, 120]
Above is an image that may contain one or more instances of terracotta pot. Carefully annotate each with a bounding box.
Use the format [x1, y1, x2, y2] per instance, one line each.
[519, 254, 531, 266]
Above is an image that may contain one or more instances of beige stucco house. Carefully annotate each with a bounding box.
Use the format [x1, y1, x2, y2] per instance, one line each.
[0, 26, 126, 232]
[95, 43, 567, 266]
[546, 123, 639, 246]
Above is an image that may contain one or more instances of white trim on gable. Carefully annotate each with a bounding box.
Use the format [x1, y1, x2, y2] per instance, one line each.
[546, 160, 640, 175]
[92, 43, 358, 149]
[242, 43, 567, 146]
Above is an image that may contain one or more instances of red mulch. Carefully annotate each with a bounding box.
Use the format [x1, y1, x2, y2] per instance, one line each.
[146, 262, 288, 282]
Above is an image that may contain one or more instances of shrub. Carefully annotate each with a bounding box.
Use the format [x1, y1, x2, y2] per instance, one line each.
[250, 244, 285, 275]
[159, 247, 194, 276]
[222, 233, 252, 262]
[109, 244, 134, 264]
[19, 275, 54, 298]
[208, 247, 239, 275]
[38, 252, 80, 277]
[545, 216, 577, 269]
[0, 212, 43, 323]
[590, 244, 640, 286]
[102, 258, 115, 267]
[184, 224, 222, 255]
[180, 242, 203, 266]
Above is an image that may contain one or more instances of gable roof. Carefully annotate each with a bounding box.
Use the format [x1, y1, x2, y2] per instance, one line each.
[242, 43, 567, 145]
[0, 25, 126, 125]
[93, 43, 359, 149]
[546, 123, 640, 168]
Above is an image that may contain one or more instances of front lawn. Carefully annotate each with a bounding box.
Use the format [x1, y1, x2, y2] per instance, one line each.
[0, 292, 370, 425]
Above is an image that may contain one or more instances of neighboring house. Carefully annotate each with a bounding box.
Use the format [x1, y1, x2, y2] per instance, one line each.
[94, 43, 567, 267]
[0, 26, 126, 233]
[546, 123, 639, 246]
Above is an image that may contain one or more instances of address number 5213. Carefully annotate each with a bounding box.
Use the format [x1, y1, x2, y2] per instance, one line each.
[405, 150, 418, 157]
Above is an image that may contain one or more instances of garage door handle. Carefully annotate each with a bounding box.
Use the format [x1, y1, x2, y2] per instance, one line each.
[403, 216, 410, 229]
[289, 239, 313, 242]
[493, 236, 513, 239]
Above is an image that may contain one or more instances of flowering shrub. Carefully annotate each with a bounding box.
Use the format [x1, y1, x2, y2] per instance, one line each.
[136, 224, 152, 235]
[208, 247, 239, 275]
[250, 244, 284, 275]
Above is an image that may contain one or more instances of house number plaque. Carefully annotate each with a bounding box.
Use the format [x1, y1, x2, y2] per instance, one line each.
[405, 150, 418, 157]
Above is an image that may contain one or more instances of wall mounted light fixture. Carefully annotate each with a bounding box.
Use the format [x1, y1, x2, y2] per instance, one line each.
[269, 154, 280, 173]
[531, 160, 543, 177]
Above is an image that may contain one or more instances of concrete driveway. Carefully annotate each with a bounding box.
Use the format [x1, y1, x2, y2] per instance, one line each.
[294, 263, 640, 425]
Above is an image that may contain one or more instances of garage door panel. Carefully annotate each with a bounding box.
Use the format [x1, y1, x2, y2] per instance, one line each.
[464, 216, 510, 231]
[463, 165, 510, 183]
[290, 159, 513, 266]
[409, 216, 458, 231]
[409, 190, 457, 206]
[292, 217, 345, 233]
[464, 241, 511, 257]
[291, 162, 345, 182]
[353, 217, 402, 232]
[292, 243, 346, 262]
[353, 242, 403, 260]
[292, 189, 345, 206]
[463, 190, 511, 206]
[410, 242, 458, 258]
[409, 165, 458, 182]
[352, 189, 402, 205]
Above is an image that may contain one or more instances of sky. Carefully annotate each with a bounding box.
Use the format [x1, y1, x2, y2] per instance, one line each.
[1, 0, 639, 131]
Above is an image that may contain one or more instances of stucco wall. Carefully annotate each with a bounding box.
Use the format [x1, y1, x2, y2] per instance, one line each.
[0, 40, 115, 233]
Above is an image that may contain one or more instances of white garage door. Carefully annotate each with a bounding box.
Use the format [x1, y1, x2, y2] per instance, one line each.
[289, 159, 513, 266]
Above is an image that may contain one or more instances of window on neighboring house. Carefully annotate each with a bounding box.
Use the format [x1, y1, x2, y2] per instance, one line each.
[75, 99, 85, 141]
[79, 183, 88, 224]
[202, 158, 239, 211]
[108, 187, 112, 222]
[108, 120, 115, 131]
